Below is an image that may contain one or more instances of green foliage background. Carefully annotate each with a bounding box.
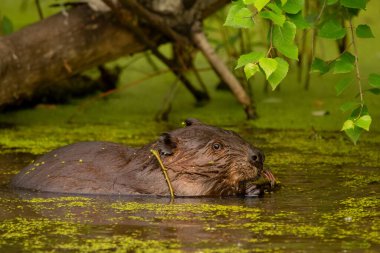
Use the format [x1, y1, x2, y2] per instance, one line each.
[223, 0, 379, 143]
[0, 0, 379, 151]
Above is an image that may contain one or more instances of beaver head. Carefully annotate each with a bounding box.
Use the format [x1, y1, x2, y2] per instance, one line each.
[152, 118, 266, 196]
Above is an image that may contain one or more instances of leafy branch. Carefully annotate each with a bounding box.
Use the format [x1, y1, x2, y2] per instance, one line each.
[224, 0, 378, 144]
[349, 18, 364, 109]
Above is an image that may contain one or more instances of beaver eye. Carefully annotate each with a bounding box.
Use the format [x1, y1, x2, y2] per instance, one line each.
[212, 143, 222, 150]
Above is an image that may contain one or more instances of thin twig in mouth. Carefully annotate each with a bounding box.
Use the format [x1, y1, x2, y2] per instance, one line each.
[262, 170, 276, 188]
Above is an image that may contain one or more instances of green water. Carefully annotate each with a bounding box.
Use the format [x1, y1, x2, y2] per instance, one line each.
[0, 127, 379, 252]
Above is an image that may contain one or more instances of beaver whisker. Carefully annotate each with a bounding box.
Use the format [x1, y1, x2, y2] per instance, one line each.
[179, 171, 215, 179]
[203, 177, 229, 195]
[219, 187, 229, 196]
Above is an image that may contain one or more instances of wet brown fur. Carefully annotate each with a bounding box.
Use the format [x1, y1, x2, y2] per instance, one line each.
[12, 119, 265, 196]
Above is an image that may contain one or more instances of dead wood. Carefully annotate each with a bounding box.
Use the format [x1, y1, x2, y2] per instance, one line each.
[0, 0, 256, 119]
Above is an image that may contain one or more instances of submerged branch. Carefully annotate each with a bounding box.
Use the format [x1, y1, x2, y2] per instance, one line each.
[151, 149, 175, 198]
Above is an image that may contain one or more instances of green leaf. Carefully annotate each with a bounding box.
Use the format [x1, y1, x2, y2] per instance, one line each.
[1, 16, 14, 35]
[327, 0, 339, 5]
[367, 88, 380, 95]
[340, 101, 360, 112]
[287, 12, 311, 29]
[341, 119, 355, 131]
[333, 52, 355, 74]
[282, 0, 304, 14]
[318, 19, 346, 39]
[350, 104, 368, 118]
[272, 21, 299, 60]
[355, 115, 372, 131]
[335, 77, 354, 96]
[343, 105, 368, 144]
[235, 51, 266, 69]
[244, 63, 260, 80]
[356, 24, 375, 38]
[340, 0, 367, 10]
[260, 10, 286, 26]
[310, 58, 330, 74]
[344, 126, 363, 144]
[224, 3, 254, 28]
[273, 21, 296, 42]
[268, 3, 284, 15]
[277, 43, 299, 60]
[267, 57, 289, 90]
[368, 73, 380, 88]
[281, 0, 288, 5]
[259, 57, 278, 78]
[254, 0, 271, 11]
[243, 0, 256, 4]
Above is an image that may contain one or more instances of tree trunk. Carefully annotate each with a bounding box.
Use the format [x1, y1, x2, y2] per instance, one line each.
[0, 1, 228, 109]
[0, 5, 157, 108]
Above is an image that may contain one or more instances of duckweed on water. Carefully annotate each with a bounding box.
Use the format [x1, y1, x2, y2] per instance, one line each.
[56, 236, 181, 252]
[320, 196, 380, 245]
[334, 196, 380, 222]
[25, 196, 93, 205]
[0, 217, 180, 252]
[0, 218, 82, 250]
[340, 173, 380, 188]
[112, 202, 324, 240]
[111, 202, 260, 213]
[0, 193, 379, 251]
[0, 123, 165, 155]
[341, 196, 379, 208]
[111, 202, 262, 222]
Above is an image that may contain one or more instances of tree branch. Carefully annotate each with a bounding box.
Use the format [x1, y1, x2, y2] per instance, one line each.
[0, 1, 226, 108]
[102, 0, 209, 102]
[349, 18, 364, 109]
[192, 28, 255, 119]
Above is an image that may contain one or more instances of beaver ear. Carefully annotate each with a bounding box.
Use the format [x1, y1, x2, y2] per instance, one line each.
[183, 118, 202, 127]
[157, 133, 177, 156]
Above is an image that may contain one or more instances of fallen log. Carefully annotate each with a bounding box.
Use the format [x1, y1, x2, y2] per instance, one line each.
[0, 1, 256, 118]
[0, 5, 160, 108]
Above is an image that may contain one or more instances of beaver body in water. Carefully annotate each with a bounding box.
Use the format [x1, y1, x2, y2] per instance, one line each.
[12, 119, 276, 196]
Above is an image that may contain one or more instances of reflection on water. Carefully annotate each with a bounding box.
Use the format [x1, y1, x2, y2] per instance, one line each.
[0, 129, 379, 252]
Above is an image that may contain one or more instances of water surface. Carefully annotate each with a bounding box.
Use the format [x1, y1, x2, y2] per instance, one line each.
[0, 129, 379, 252]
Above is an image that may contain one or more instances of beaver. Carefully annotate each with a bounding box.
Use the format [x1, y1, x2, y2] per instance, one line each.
[11, 119, 276, 197]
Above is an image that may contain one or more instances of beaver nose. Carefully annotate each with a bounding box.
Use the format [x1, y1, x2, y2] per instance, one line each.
[250, 149, 265, 164]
